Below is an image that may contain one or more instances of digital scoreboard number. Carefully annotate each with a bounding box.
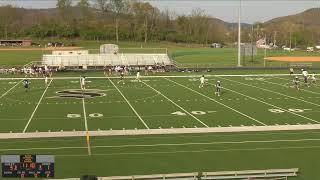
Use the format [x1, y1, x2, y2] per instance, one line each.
[1, 155, 54, 178]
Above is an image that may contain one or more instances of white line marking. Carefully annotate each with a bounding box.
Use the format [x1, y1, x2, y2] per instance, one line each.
[108, 78, 150, 129]
[265, 77, 320, 95]
[220, 77, 320, 107]
[1, 138, 320, 152]
[68, 145, 320, 156]
[0, 80, 22, 99]
[82, 98, 88, 131]
[23, 79, 53, 133]
[165, 78, 266, 126]
[1, 73, 318, 81]
[141, 80, 209, 128]
[213, 82, 320, 124]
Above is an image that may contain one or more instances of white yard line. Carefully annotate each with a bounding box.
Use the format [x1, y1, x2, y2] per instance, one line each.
[274, 76, 320, 89]
[1, 74, 318, 81]
[108, 78, 150, 129]
[82, 96, 92, 155]
[0, 80, 22, 99]
[211, 82, 320, 124]
[3, 124, 320, 139]
[1, 138, 320, 152]
[65, 145, 320, 156]
[165, 78, 266, 126]
[141, 81, 209, 128]
[220, 77, 320, 107]
[263, 77, 320, 95]
[22, 79, 53, 133]
[82, 98, 88, 131]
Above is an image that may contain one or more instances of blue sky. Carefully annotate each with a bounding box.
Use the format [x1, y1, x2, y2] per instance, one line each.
[0, 0, 319, 23]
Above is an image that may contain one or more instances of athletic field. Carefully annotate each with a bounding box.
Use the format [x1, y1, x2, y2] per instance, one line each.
[1, 73, 320, 179]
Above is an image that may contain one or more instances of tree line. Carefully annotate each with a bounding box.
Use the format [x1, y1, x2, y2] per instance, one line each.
[0, 0, 318, 47]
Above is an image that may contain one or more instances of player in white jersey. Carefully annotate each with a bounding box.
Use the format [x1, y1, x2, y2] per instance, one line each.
[45, 76, 49, 86]
[311, 72, 316, 84]
[302, 69, 309, 87]
[136, 71, 141, 82]
[199, 75, 205, 88]
[80, 76, 86, 90]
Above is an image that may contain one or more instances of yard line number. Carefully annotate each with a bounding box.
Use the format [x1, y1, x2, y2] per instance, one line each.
[171, 111, 216, 116]
[67, 113, 103, 118]
[269, 108, 312, 114]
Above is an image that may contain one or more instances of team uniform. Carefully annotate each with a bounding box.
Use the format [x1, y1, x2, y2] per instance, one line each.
[292, 76, 300, 90]
[103, 66, 108, 76]
[144, 66, 148, 76]
[80, 76, 86, 90]
[136, 71, 141, 81]
[23, 79, 30, 92]
[117, 72, 125, 84]
[311, 73, 316, 84]
[215, 81, 222, 96]
[199, 76, 205, 88]
[45, 76, 48, 86]
[289, 68, 294, 76]
[302, 69, 309, 87]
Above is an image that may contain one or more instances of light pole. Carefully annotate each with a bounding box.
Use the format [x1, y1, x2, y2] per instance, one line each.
[237, 0, 242, 67]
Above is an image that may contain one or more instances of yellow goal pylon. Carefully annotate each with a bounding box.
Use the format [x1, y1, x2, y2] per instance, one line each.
[86, 131, 92, 156]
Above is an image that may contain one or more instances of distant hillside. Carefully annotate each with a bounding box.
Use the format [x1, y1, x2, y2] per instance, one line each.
[265, 8, 320, 27]
[262, 8, 320, 46]
[0, 4, 319, 46]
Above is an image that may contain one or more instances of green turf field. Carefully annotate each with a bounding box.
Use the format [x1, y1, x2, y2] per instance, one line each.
[0, 40, 319, 68]
[2, 74, 320, 133]
[1, 73, 320, 179]
[1, 131, 320, 179]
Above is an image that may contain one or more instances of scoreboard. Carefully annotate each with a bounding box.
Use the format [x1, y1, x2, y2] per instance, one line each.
[1, 155, 54, 178]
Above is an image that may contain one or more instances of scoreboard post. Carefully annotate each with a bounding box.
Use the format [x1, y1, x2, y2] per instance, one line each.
[1, 155, 54, 178]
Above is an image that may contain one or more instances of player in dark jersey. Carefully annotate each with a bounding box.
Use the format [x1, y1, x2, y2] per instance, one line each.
[289, 68, 294, 76]
[292, 76, 300, 90]
[23, 79, 30, 92]
[103, 66, 108, 76]
[215, 81, 222, 96]
[117, 71, 125, 84]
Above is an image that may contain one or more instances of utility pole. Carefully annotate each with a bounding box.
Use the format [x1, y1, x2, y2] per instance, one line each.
[273, 31, 277, 46]
[251, 25, 254, 63]
[289, 31, 292, 51]
[237, 0, 242, 67]
[264, 34, 267, 67]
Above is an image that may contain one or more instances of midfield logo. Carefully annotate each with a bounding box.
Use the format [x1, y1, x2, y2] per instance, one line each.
[49, 89, 106, 99]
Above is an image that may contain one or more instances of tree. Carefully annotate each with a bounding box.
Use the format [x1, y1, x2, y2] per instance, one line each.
[109, 0, 128, 43]
[77, 0, 89, 7]
[77, 0, 92, 21]
[56, 0, 72, 9]
[96, 0, 109, 13]
[56, 0, 72, 22]
[0, 5, 21, 39]
[130, 1, 154, 43]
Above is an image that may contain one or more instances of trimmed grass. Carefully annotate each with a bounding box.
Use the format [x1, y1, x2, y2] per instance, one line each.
[2, 74, 320, 133]
[1, 72, 320, 178]
[1, 131, 320, 179]
[0, 40, 319, 68]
